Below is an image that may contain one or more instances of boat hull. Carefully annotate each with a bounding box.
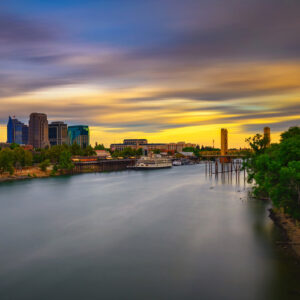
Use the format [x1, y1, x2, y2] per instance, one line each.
[128, 166, 172, 170]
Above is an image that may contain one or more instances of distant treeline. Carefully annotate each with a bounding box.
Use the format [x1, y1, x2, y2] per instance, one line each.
[0, 143, 100, 175]
[245, 127, 300, 220]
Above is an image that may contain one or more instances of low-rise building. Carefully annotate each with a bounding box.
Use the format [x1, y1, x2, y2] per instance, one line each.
[110, 139, 196, 154]
[95, 150, 110, 159]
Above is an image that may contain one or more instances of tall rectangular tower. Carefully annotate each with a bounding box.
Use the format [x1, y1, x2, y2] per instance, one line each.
[28, 113, 50, 149]
[22, 124, 29, 145]
[264, 127, 271, 147]
[49, 122, 68, 146]
[221, 128, 228, 156]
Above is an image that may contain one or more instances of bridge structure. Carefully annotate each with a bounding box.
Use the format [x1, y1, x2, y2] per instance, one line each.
[201, 154, 246, 159]
[201, 153, 247, 165]
[202, 128, 248, 180]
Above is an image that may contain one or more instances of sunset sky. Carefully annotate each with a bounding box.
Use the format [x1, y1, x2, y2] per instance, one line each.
[0, 0, 299, 147]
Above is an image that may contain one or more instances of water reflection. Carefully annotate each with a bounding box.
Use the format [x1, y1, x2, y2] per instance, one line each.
[0, 165, 299, 300]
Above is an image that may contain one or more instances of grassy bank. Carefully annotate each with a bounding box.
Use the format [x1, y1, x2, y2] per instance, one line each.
[0, 167, 51, 182]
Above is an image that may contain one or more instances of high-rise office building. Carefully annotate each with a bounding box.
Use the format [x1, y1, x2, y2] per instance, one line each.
[7, 116, 27, 144]
[28, 113, 50, 149]
[49, 122, 68, 146]
[221, 128, 228, 156]
[22, 124, 29, 145]
[264, 127, 271, 147]
[68, 125, 89, 148]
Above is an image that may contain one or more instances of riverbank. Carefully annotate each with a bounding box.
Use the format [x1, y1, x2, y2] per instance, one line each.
[0, 159, 135, 182]
[0, 167, 51, 182]
[269, 209, 300, 259]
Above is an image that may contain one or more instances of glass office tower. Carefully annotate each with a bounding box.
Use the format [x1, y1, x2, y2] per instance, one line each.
[7, 116, 27, 144]
[68, 125, 90, 148]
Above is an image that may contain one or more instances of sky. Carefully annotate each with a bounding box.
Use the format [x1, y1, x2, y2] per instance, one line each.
[0, 0, 299, 147]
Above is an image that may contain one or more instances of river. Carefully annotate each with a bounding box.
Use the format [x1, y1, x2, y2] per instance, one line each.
[0, 164, 299, 300]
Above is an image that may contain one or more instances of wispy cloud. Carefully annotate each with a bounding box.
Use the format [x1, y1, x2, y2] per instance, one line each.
[0, 0, 299, 146]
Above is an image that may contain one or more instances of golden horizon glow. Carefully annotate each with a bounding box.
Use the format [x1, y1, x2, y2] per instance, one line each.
[0, 61, 299, 148]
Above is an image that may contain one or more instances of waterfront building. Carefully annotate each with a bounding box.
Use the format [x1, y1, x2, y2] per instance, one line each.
[7, 116, 28, 145]
[123, 139, 148, 146]
[110, 140, 196, 154]
[221, 128, 228, 156]
[68, 125, 90, 148]
[49, 121, 68, 146]
[28, 113, 50, 149]
[95, 150, 111, 159]
[264, 127, 271, 147]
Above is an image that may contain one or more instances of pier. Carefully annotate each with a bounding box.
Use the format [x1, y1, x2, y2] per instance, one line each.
[205, 158, 246, 185]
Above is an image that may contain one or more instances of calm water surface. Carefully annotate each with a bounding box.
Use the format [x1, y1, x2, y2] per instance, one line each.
[0, 165, 299, 300]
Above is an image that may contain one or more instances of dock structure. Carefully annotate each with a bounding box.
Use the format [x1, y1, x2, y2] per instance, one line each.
[205, 159, 243, 175]
[205, 158, 246, 185]
[73, 159, 136, 173]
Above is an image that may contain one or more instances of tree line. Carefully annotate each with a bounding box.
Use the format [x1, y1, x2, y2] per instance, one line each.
[245, 126, 300, 220]
[0, 143, 148, 175]
[0, 143, 98, 175]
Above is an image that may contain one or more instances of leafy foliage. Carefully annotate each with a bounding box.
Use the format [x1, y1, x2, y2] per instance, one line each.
[39, 159, 50, 172]
[58, 150, 74, 171]
[245, 127, 300, 219]
[0, 148, 14, 174]
[94, 143, 106, 150]
[183, 147, 200, 157]
[112, 147, 143, 158]
[0, 142, 101, 175]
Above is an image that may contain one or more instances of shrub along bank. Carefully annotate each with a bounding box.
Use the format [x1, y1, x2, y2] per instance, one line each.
[245, 126, 300, 220]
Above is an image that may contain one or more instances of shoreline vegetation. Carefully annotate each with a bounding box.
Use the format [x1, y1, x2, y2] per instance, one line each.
[0, 167, 51, 182]
[0, 143, 137, 182]
[245, 126, 300, 259]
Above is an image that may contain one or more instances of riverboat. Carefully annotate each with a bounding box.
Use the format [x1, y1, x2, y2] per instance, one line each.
[129, 156, 172, 170]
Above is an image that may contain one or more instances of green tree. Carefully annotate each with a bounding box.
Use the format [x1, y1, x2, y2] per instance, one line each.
[82, 145, 96, 156]
[183, 147, 200, 157]
[39, 159, 50, 172]
[0, 148, 14, 175]
[13, 147, 33, 169]
[70, 143, 82, 156]
[58, 150, 74, 171]
[46, 145, 63, 163]
[245, 134, 269, 155]
[281, 126, 300, 141]
[136, 148, 143, 156]
[10, 143, 20, 150]
[246, 126, 300, 219]
[94, 143, 105, 150]
[24, 150, 33, 166]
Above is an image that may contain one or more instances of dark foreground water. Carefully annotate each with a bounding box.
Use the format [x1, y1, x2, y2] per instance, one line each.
[0, 165, 299, 300]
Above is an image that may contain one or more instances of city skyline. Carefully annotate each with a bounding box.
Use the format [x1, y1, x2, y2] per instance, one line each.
[0, 0, 299, 147]
[0, 114, 271, 149]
